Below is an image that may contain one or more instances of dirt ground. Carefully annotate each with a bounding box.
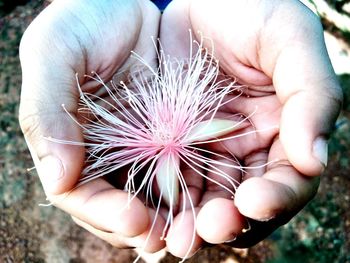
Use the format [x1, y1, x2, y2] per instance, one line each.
[1, 1, 349, 262]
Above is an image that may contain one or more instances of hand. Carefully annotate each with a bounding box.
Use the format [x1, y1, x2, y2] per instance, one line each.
[160, 0, 342, 257]
[19, 0, 165, 252]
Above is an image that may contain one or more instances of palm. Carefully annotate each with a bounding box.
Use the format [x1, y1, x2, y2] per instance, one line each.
[46, 1, 159, 92]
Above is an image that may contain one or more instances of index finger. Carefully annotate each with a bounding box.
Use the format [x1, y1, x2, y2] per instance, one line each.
[235, 137, 320, 222]
[48, 177, 151, 237]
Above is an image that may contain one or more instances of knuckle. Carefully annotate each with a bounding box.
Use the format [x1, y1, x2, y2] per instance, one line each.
[266, 158, 292, 171]
[18, 109, 41, 142]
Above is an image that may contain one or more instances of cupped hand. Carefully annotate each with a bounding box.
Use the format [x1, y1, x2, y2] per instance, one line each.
[160, 0, 342, 257]
[19, 0, 165, 252]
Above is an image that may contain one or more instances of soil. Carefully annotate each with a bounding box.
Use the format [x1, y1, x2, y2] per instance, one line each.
[1, 1, 349, 262]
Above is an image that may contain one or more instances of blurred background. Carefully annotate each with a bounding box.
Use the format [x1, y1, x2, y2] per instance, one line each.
[0, 0, 349, 262]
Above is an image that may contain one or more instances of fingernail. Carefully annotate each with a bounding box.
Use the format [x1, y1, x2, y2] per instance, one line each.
[224, 235, 237, 243]
[313, 137, 328, 168]
[258, 215, 276, 222]
[39, 155, 64, 190]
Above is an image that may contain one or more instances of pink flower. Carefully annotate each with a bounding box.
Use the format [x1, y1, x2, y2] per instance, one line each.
[53, 37, 256, 260]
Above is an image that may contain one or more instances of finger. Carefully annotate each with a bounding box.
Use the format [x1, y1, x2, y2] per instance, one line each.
[194, 154, 245, 244]
[234, 138, 320, 222]
[18, 2, 89, 195]
[160, 0, 192, 58]
[50, 178, 150, 238]
[166, 209, 203, 259]
[196, 153, 242, 206]
[266, 7, 342, 175]
[196, 198, 245, 244]
[19, 74, 85, 195]
[177, 162, 204, 211]
[275, 50, 341, 175]
[72, 208, 166, 253]
[72, 216, 133, 249]
[242, 150, 269, 180]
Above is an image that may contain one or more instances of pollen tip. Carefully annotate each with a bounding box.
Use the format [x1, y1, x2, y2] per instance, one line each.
[242, 225, 251, 233]
[27, 166, 36, 172]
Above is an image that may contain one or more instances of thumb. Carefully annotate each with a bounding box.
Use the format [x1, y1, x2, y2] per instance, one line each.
[271, 18, 342, 176]
[21, 111, 85, 196]
[19, 27, 85, 196]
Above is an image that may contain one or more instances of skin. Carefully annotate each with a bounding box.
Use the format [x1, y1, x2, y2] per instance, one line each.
[19, 0, 165, 252]
[160, 0, 342, 256]
[19, 0, 342, 259]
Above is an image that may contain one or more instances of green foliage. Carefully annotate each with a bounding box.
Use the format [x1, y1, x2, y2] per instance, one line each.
[0, 0, 30, 17]
[340, 74, 350, 112]
[324, 0, 349, 12]
[268, 198, 346, 263]
[328, 74, 350, 169]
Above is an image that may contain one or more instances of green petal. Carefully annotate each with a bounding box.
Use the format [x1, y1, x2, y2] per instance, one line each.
[187, 119, 240, 142]
[156, 153, 180, 207]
